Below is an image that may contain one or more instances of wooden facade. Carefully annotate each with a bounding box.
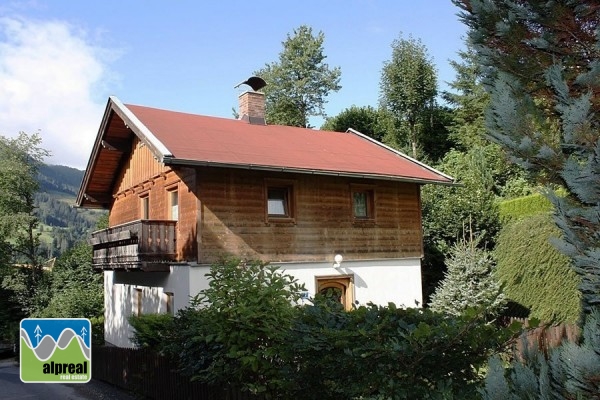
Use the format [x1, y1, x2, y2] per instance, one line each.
[90, 118, 424, 270]
[197, 167, 423, 264]
[94, 142, 423, 268]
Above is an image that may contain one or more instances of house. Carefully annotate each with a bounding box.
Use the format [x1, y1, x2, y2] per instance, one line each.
[76, 89, 454, 347]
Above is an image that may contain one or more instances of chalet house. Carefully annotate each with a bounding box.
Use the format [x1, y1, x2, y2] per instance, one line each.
[76, 90, 454, 347]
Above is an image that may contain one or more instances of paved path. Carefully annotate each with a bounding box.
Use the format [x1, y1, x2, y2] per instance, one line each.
[0, 358, 136, 400]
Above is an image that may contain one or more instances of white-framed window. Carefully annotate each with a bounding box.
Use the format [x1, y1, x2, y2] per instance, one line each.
[264, 179, 295, 222]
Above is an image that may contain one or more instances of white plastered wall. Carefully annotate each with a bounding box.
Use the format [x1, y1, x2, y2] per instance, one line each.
[280, 258, 423, 308]
[103, 264, 211, 348]
[104, 259, 421, 347]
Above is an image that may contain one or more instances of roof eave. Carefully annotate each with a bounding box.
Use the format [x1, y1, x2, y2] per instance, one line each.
[163, 157, 456, 185]
[345, 128, 456, 183]
[76, 96, 173, 208]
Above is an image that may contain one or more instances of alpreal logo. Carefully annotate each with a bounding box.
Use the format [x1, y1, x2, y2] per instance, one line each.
[20, 318, 91, 383]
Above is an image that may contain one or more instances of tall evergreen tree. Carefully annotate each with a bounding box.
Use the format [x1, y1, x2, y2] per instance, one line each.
[454, 0, 600, 313]
[255, 25, 341, 128]
[379, 35, 437, 159]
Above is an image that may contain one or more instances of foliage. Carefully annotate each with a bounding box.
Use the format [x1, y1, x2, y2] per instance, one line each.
[379, 34, 438, 159]
[320, 105, 393, 142]
[443, 45, 490, 151]
[422, 147, 501, 254]
[416, 105, 455, 163]
[284, 302, 517, 400]
[146, 259, 518, 399]
[443, 43, 533, 198]
[454, 0, 600, 313]
[0, 132, 50, 342]
[480, 308, 600, 399]
[172, 258, 305, 397]
[255, 25, 341, 128]
[129, 313, 174, 350]
[421, 146, 501, 302]
[35, 242, 103, 320]
[429, 236, 506, 317]
[498, 192, 555, 223]
[0, 132, 48, 269]
[495, 214, 581, 324]
[90, 315, 105, 346]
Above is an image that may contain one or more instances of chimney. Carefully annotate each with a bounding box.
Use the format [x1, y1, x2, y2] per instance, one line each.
[238, 91, 266, 125]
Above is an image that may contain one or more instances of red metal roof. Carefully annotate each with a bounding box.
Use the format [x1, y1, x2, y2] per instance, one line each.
[125, 103, 453, 184]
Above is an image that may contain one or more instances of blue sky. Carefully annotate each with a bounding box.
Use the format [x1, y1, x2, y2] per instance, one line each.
[0, 1, 467, 169]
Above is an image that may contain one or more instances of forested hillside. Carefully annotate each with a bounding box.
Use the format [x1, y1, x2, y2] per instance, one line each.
[35, 164, 105, 258]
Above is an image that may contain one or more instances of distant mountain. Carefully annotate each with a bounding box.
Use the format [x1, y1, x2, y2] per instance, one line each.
[35, 164, 106, 257]
[38, 164, 87, 196]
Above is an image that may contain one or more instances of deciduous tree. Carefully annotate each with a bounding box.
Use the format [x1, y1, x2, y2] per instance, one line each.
[0, 132, 50, 316]
[320, 105, 392, 142]
[379, 35, 437, 159]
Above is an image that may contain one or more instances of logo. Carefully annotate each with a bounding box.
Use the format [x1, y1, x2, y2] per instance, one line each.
[20, 318, 91, 383]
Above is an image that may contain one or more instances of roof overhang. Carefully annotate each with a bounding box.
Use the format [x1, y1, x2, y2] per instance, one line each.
[76, 96, 173, 208]
[163, 156, 457, 186]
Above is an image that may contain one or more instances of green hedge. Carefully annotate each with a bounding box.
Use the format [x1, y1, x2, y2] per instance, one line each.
[498, 192, 553, 222]
[495, 214, 581, 323]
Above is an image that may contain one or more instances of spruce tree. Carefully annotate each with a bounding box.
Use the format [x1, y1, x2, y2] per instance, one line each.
[453, 0, 600, 313]
[429, 236, 505, 316]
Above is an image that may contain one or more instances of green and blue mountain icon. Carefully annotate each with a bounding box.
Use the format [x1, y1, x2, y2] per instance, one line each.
[20, 318, 91, 383]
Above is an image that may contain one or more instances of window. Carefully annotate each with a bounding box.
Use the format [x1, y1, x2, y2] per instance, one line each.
[134, 288, 143, 316]
[316, 276, 354, 311]
[351, 185, 375, 221]
[268, 187, 289, 216]
[140, 195, 149, 219]
[265, 179, 295, 222]
[169, 190, 179, 221]
[164, 292, 174, 315]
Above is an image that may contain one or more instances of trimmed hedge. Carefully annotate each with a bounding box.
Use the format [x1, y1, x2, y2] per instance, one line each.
[498, 192, 553, 222]
[495, 214, 581, 323]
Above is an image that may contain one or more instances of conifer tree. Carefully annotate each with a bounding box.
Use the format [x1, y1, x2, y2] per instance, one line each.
[255, 25, 341, 128]
[429, 235, 505, 316]
[453, 0, 600, 313]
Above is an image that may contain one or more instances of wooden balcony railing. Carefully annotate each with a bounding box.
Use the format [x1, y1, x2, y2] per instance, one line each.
[90, 220, 177, 271]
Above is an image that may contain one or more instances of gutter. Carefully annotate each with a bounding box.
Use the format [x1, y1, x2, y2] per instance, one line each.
[162, 157, 458, 186]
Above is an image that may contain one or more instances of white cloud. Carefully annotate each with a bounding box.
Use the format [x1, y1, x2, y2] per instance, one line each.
[0, 16, 118, 169]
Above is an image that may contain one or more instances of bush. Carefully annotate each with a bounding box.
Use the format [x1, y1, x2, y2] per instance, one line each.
[138, 258, 518, 399]
[129, 313, 174, 351]
[283, 302, 517, 400]
[171, 258, 305, 397]
[495, 214, 581, 323]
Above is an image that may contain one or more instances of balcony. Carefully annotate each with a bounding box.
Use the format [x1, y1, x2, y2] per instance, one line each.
[91, 220, 177, 271]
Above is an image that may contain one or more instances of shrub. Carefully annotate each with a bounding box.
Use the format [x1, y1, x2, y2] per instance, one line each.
[284, 302, 517, 400]
[173, 258, 305, 397]
[129, 313, 174, 351]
